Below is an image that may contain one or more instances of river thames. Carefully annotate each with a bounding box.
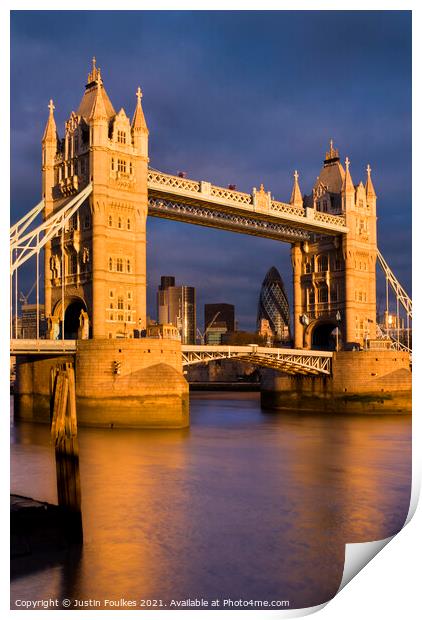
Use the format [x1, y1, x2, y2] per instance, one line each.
[10, 393, 411, 610]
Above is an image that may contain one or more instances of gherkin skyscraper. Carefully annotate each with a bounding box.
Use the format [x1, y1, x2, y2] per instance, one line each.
[257, 267, 291, 343]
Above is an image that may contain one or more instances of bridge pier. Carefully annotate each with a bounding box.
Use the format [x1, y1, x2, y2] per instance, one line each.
[261, 350, 411, 414]
[14, 339, 189, 428]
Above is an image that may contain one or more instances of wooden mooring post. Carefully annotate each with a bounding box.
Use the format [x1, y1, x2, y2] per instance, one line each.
[50, 362, 83, 543]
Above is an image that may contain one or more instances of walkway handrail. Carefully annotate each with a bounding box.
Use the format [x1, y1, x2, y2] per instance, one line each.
[147, 169, 348, 234]
[181, 344, 333, 357]
[10, 339, 77, 354]
[181, 344, 333, 375]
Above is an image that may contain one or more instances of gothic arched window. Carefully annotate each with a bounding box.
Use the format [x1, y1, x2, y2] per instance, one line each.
[69, 253, 77, 275]
[318, 285, 328, 304]
[318, 255, 329, 272]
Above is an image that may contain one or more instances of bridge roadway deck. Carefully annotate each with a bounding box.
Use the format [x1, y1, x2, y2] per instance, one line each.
[10, 340, 332, 376]
[182, 344, 332, 375]
[147, 170, 348, 242]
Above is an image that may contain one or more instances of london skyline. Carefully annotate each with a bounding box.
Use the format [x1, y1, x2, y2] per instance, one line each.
[10, 11, 411, 331]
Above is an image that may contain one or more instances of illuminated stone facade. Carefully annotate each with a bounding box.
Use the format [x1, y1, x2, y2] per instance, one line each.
[291, 143, 377, 349]
[42, 59, 149, 338]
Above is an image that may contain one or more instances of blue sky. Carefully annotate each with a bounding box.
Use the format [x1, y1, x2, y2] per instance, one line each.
[10, 10, 411, 330]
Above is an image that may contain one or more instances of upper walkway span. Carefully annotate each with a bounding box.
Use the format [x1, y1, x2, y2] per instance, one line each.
[147, 169, 348, 242]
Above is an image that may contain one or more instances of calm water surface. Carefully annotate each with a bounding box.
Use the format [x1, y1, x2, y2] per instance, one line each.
[10, 393, 411, 609]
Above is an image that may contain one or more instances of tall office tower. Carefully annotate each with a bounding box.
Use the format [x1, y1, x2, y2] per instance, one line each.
[257, 267, 291, 343]
[157, 275, 176, 325]
[157, 277, 196, 344]
[159, 276, 176, 291]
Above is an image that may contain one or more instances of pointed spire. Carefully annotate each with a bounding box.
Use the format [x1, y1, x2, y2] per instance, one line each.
[342, 156, 354, 194]
[290, 170, 303, 208]
[365, 164, 377, 198]
[42, 99, 57, 143]
[89, 83, 108, 121]
[131, 86, 148, 133]
[77, 58, 116, 121]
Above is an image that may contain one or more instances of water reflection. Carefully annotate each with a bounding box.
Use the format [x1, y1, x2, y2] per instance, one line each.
[10, 393, 411, 609]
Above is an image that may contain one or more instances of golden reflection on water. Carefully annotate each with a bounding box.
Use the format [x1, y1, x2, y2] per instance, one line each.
[11, 394, 411, 609]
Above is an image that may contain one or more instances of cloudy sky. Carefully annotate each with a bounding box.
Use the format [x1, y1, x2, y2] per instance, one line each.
[10, 10, 411, 330]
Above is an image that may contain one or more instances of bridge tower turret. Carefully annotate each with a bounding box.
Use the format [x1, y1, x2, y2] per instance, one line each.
[42, 99, 59, 319]
[43, 59, 149, 339]
[342, 159, 377, 345]
[292, 142, 377, 350]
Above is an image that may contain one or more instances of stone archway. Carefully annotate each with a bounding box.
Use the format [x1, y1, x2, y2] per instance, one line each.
[305, 320, 339, 351]
[52, 297, 88, 340]
[64, 300, 86, 339]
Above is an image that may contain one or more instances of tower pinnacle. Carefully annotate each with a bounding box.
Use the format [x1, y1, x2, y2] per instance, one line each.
[290, 170, 303, 208]
[342, 156, 354, 194]
[89, 81, 108, 121]
[87, 56, 101, 84]
[131, 85, 148, 134]
[324, 139, 340, 163]
[42, 98, 57, 143]
[365, 163, 376, 198]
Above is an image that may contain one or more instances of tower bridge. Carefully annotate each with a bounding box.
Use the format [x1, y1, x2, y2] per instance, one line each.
[10, 59, 411, 351]
[10, 59, 412, 427]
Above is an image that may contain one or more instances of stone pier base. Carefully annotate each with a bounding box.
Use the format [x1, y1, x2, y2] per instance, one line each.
[261, 350, 411, 414]
[14, 339, 189, 428]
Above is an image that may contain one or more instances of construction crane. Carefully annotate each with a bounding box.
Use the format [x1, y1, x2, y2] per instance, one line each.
[196, 311, 221, 345]
[19, 277, 39, 306]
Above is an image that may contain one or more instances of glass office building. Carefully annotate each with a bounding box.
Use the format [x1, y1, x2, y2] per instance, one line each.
[257, 267, 291, 343]
[157, 276, 196, 344]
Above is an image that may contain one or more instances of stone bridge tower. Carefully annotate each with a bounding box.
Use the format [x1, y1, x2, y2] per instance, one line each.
[42, 59, 149, 339]
[291, 142, 377, 350]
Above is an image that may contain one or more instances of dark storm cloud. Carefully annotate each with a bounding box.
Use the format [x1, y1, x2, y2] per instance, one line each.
[11, 10, 411, 329]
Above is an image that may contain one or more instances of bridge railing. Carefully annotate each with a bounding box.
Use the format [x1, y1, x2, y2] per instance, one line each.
[10, 339, 77, 354]
[147, 170, 347, 231]
[181, 345, 333, 375]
